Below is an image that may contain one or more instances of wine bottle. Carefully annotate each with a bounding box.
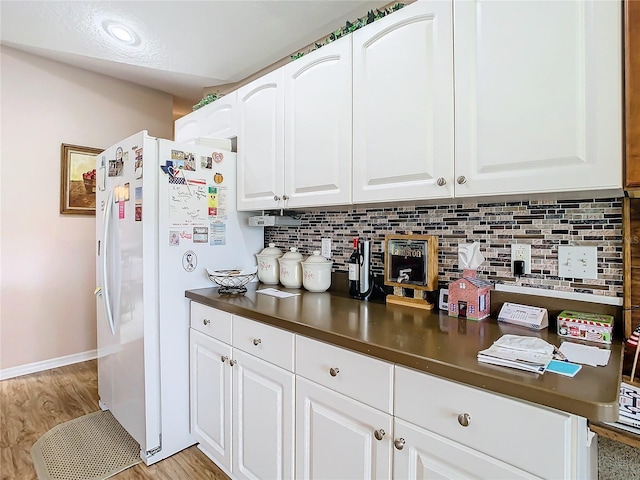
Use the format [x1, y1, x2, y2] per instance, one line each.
[348, 238, 360, 297]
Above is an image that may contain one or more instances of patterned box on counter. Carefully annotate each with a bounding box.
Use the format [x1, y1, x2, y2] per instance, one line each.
[556, 310, 613, 344]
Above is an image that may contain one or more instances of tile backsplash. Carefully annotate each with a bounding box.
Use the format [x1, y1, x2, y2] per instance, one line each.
[264, 198, 623, 299]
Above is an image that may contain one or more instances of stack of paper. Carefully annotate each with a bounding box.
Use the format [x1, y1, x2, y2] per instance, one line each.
[478, 335, 554, 374]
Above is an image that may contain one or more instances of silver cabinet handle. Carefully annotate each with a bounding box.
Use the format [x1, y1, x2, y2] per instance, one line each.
[374, 429, 385, 441]
[456, 175, 467, 185]
[229, 359, 237, 367]
[203, 319, 210, 325]
[394, 438, 405, 450]
[253, 338, 261, 346]
[457, 413, 471, 427]
[221, 355, 228, 363]
[273, 195, 281, 201]
[282, 194, 289, 201]
[329, 367, 340, 377]
[437, 177, 447, 186]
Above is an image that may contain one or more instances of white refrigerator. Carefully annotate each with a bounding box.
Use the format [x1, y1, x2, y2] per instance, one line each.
[95, 130, 263, 465]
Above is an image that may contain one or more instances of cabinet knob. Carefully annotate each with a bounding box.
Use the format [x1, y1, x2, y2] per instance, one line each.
[221, 355, 228, 363]
[273, 195, 281, 202]
[457, 413, 471, 427]
[374, 429, 385, 441]
[329, 367, 340, 377]
[253, 338, 261, 346]
[393, 438, 406, 450]
[203, 319, 210, 325]
[456, 175, 467, 185]
[437, 177, 447, 186]
[282, 194, 289, 201]
[229, 359, 237, 367]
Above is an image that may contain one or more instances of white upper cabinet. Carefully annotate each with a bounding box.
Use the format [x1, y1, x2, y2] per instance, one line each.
[284, 36, 353, 208]
[352, 1, 455, 203]
[175, 92, 238, 143]
[236, 69, 285, 211]
[454, 0, 622, 197]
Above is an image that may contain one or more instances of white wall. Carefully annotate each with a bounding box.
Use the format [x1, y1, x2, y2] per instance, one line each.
[0, 46, 174, 373]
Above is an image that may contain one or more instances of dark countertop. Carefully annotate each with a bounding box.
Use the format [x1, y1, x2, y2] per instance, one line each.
[185, 284, 623, 422]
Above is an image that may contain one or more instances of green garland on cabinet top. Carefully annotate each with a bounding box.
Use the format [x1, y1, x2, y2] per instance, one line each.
[193, 3, 405, 111]
[290, 3, 405, 60]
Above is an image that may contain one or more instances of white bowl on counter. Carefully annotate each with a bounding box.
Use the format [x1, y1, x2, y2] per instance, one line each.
[302, 251, 332, 292]
[278, 247, 304, 288]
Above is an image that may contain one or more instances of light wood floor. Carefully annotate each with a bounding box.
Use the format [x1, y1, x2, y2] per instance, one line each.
[0, 360, 230, 480]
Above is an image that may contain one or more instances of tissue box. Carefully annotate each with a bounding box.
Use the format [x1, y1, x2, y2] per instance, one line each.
[556, 310, 613, 344]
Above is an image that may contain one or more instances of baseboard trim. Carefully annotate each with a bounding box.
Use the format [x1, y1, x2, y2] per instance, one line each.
[0, 349, 97, 381]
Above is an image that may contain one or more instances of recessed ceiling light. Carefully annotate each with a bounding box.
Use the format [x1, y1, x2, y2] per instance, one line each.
[104, 22, 138, 45]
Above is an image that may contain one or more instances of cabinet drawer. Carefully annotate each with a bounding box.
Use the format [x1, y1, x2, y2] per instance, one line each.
[395, 366, 572, 479]
[232, 316, 295, 371]
[296, 335, 393, 414]
[190, 302, 232, 343]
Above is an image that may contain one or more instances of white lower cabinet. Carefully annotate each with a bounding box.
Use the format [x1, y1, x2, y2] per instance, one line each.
[189, 307, 295, 480]
[295, 377, 393, 480]
[190, 329, 232, 472]
[190, 305, 596, 480]
[392, 418, 538, 480]
[232, 349, 295, 480]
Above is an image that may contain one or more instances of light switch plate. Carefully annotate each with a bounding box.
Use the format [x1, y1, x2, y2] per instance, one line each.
[557, 246, 598, 279]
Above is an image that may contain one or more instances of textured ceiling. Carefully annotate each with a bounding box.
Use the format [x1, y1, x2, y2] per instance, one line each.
[0, 0, 388, 106]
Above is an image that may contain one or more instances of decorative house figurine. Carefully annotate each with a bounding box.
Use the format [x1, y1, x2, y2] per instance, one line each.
[448, 269, 492, 321]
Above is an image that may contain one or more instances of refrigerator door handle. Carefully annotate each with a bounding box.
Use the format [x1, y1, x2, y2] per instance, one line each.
[102, 188, 116, 335]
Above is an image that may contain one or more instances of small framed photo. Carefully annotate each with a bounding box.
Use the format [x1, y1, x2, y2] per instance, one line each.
[60, 143, 103, 215]
[439, 289, 449, 311]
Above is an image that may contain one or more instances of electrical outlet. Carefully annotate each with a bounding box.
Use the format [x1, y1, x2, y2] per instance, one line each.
[511, 244, 531, 275]
[321, 238, 332, 258]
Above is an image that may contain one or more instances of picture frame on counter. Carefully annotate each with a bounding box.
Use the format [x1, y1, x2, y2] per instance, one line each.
[384, 234, 438, 310]
[60, 143, 103, 215]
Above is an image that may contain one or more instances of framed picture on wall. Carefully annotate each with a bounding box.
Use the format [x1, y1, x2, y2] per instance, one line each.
[60, 143, 103, 215]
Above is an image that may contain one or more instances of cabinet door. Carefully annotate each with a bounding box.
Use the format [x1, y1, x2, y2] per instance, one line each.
[174, 107, 204, 143]
[352, 0, 454, 203]
[189, 329, 232, 472]
[237, 68, 285, 211]
[231, 349, 295, 480]
[284, 36, 352, 208]
[296, 377, 392, 480]
[454, 0, 622, 197]
[393, 419, 539, 480]
[198, 91, 238, 140]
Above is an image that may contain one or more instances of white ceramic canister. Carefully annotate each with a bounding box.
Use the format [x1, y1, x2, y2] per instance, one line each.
[255, 243, 283, 284]
[278, 247, 304, 288]
[302, 251, 333, 292]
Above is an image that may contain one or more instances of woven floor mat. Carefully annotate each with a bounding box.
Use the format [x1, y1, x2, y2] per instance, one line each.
[30, 410, 141, 480]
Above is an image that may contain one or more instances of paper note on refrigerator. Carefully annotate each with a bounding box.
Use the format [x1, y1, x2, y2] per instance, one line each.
[169, 182, 208, 226]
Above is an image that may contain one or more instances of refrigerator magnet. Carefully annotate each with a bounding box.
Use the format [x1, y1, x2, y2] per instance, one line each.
[118, 201, 125, 219]
[135, 148, 143, 179]
[169, 231, 179, 246]
[135, 205, 142, 221]
[201, 156, 213, 169]
[193, 227, 208, 243]
[183, 251, 197, 272]
[213, 152, 224, 164]
[213, 172, 224, 184]
[135, 186, 142, 204]
[184, 153, 196, 171]
[123, 183, 130, 201]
